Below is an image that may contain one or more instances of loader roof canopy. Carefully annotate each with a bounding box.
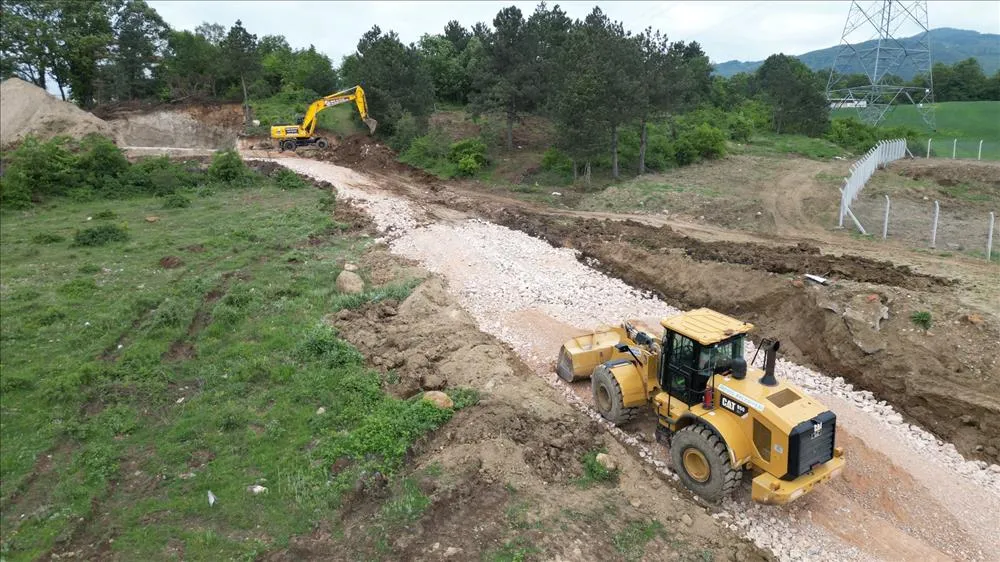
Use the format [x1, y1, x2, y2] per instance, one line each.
[660, 308, 754, 346]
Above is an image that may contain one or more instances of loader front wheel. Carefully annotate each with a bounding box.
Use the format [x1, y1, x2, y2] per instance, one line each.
[670, 424, 741, 503]
[591, 364, 639, 426]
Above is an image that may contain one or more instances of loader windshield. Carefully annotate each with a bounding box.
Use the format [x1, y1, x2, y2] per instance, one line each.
[698, 335, 746, 375]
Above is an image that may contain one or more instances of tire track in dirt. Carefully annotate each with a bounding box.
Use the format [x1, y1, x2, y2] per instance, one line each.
[260, 157, 1000, 562]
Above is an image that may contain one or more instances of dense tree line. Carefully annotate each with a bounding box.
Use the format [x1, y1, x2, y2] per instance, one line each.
[0, 0, 336, 109]
[5, 1, 993, 179]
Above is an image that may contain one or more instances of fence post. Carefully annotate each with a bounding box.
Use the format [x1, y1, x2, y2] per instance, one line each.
[989, 212, 995, 262]
[979, 140, 984, 161]
[931, 200, 940, 248]
[927, 138, 932, 158]
[882, 195, 890, 239]
[838, 184, 846, 228]
[952, 139, 957, 159]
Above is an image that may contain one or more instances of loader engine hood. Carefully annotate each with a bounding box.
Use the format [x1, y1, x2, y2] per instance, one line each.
[714, 369, 837, 480]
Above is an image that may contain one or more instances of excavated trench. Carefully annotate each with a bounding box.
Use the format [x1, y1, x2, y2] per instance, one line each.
[262, 155, 1000, 562]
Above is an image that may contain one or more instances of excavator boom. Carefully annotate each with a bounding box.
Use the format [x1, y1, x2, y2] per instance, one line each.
[270, 85, 377, 151]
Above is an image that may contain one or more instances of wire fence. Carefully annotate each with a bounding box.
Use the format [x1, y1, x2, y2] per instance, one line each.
[921, 138, 996, 161]
[837, 138, 996, 261]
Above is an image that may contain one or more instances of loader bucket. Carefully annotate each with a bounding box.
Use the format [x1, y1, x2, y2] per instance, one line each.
[555, 328, 625, 382]
[364, 117, 378, 135]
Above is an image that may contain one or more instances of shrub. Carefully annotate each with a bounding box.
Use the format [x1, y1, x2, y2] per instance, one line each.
[73, 224, 129, 246]
[273, 168, 309, 190]
[457, 154, 480, 176]
[448, 138, 487, 167]
[93, 210, 117, 220]
[400, 129, 451, 169]
[728, 113, 754, 142]
[78, 135, 129, 191]
[208, 150, 250, 184]
[388, 111, 422, 152]
[163, 193, 191, 209]
[576, 449, 617, 487]
[687, 123, 727, 160]
[0, 136, 78, 206]
[672, 138, 698, 166]
[541, 147, 573, 175]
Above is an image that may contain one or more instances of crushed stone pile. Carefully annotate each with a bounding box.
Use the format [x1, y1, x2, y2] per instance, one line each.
[0, 77, 113, 146]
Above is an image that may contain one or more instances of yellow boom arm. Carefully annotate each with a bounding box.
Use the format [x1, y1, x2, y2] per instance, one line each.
[299, 85, 377, 136]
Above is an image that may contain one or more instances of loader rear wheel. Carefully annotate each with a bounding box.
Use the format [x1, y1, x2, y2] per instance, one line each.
[591, 364, 639, 426]
[670, 424, 741, 503]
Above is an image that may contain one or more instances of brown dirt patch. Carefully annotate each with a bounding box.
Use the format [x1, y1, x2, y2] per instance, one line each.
[159, 255, 184, 269]
[183, 244, 206, 253]
[894, 159, 1000, 188]
[163, 277, 232, 361]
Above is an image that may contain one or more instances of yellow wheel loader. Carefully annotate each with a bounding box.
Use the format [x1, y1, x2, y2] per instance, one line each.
[270, 85, 377, 152]
[557, 308, 845, 504]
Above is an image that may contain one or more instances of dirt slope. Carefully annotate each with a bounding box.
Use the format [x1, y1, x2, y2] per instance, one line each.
[264, 155, 1000, 562]
[0, 78, 113, 146]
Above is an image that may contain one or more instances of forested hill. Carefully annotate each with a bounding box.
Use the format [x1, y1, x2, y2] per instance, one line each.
[713, 28, 1000, 78]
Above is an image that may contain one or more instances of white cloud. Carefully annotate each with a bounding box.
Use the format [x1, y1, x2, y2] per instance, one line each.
[148, 0, 1000, 64]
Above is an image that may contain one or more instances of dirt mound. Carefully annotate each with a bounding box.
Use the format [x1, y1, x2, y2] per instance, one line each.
[894, 159, 1000, 188]
[307, 134, 443, 185]
[0, 78, 114, 146]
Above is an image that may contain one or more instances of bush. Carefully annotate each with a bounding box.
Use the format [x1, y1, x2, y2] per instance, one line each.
[541, 147, 573, 175]
[77, 135, 129, 191]
[400, 129, 450, 168]
[93, 209, 117, 220]
[686, 124, 727, 160]
[825, 117, 922, 154]
[388, 111, 422, 152]
[273, 168, 309, 190]
[576, 449, 618, 487]
[0, 136, 78, 207]
[73, 224, 129, 246]
[163, 193, 191, 209]
[728, 113, 754, 142]
[208, 150, 251, 185]
[448, 138, 487, 167]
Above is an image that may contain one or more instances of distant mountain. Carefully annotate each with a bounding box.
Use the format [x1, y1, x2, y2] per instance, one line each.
[713, 28, 1000, 79]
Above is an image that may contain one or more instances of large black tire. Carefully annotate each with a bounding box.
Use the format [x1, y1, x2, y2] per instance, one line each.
[282, 140, 297, 152]
[591, 364, 639, 426]
[670, 424, 742, 503]
[316, 138, 329, 149]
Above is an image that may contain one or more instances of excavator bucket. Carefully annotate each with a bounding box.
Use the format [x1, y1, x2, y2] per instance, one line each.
[364, 118, 378, 135]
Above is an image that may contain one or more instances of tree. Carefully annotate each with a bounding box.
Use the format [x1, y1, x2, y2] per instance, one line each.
[160, 29, 219, 98]
[554, 8, 641, 179]
[756, 54, 829, 136]
[0, 0, 61, 93]
[443, 20, 470, 53]
[104, 0, 169, 101]
[418, 33, 466, 104]
[340, 26, 435, 137]
[59, 0, 115, 108]
[220, 19, 260, 121]
[470, 6, 540, 150]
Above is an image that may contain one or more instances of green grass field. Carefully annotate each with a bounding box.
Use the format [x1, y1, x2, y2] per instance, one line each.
[834, 101, 1000, 160]
[0, 172, 472, 559]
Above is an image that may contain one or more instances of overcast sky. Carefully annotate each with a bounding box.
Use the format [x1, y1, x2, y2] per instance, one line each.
[147, 1, 1000, 64]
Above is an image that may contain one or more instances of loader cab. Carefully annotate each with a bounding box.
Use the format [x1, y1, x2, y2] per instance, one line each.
[657, 309, 753, 406]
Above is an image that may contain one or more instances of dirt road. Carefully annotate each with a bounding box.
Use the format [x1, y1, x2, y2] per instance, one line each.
[260, 156, 999, 562]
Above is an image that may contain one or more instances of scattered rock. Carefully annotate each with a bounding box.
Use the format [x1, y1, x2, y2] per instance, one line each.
[963, 313, 985, 326]
[344, 263, 359, 272]
[421, 373, 446, 390]
[336, 270, 365, 294]
[316, 407, 326, 415]
[422, 391, 453, 409]
[443, 547, 462, 557]
[681, 513, 693, 526]
[595, 452, 617, 472]
[145, 216, 159, 223]
[247, 485, 268, 495]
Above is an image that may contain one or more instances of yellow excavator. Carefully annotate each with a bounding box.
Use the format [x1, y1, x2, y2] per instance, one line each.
[270, 85, 377, 152]
[557, 308, 845, 504]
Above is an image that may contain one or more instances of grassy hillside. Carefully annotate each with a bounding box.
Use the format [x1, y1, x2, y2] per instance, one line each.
[0, 167, 475, 559]
[714, 28, 1000, 78]
[834, 101, 1000, 159]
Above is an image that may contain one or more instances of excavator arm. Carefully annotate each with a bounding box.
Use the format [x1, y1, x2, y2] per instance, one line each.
[299, 85, 378, 136]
